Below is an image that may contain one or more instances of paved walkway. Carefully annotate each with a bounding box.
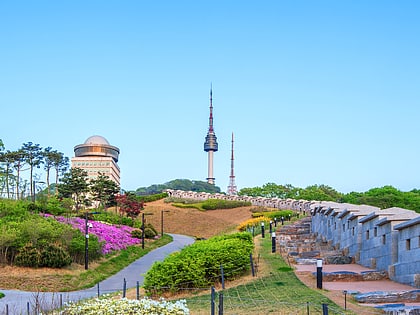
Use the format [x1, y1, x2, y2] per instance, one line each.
[294, 262, 420, 311]
[294, 263, 418, 293]
[0, 234, 195, 315]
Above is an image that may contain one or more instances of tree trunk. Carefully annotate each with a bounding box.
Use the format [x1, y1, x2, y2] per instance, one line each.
[46, 168, 50, 198]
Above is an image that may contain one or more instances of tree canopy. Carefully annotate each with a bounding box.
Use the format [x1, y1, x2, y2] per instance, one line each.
[239, 183, 420, 213]
[135, 179, 221, 195]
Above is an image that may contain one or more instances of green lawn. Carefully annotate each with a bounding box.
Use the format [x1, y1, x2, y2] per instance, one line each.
[184, 237, 356, 315]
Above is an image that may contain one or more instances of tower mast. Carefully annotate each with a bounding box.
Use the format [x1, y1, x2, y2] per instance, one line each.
[204, 86, 218, 185]
[227, 132, 237, 195]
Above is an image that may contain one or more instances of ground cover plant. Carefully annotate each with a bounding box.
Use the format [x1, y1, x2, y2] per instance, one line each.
[43, 214, 142, 254]
[143, 232, 254, 295]
[60, 296, 189, 315]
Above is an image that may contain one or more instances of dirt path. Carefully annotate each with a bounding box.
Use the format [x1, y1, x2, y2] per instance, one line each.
[143, 199, 253, 239]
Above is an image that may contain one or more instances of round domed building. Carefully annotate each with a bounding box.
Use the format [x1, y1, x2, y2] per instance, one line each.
[71, 135, 120, 186]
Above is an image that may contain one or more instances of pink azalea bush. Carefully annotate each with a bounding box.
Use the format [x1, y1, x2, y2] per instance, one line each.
[43, 214, 141, 254]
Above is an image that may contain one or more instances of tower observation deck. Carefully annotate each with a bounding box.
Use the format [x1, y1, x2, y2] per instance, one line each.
[204, 88, 218, 185]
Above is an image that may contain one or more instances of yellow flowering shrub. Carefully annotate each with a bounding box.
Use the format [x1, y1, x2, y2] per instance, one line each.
[237, 216, 270, 232]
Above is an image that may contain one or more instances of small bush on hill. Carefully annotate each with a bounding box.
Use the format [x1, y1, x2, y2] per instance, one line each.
[165, 197, 202, 204]
[15, 241, 72, 268]
[14, 243, 40, 267]
[131, 229, 142, 239]
[137, 192, 168, 202]
[201, 199, 252, 210]
[39, 243, 72, 268]
[144, 227, 157, 239]
[68, 231, 102, 264]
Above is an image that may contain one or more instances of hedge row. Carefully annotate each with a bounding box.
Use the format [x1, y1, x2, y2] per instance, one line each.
[137, 192, 168, 203]
[143, 232, 254, 294]
[252, 210, 294, 220]
[201, 199, 251, 210]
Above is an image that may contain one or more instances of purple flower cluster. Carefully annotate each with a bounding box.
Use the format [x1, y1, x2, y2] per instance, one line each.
[43, 214, 141, 254]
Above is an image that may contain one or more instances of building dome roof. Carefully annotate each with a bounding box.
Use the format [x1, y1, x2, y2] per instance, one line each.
[74, 135, 120, 162]
[84, 135, 110, 145]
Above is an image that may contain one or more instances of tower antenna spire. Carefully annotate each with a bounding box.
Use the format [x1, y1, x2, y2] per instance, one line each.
[227, 132, 237, 195]
[204, 85, 218, 185]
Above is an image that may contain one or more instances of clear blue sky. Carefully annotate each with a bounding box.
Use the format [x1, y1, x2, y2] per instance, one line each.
[1, 1, 419, 193]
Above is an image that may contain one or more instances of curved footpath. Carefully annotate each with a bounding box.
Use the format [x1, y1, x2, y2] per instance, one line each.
[0, 234, 195, 315]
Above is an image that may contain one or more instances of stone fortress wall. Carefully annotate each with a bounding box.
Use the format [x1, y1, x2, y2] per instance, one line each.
[165, 189, 420, 288]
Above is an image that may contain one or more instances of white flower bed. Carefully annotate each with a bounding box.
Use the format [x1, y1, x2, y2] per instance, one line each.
[59, 297, 190, 315]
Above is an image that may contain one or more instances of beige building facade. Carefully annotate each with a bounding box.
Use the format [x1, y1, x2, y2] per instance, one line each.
[71, 135, 120, 186]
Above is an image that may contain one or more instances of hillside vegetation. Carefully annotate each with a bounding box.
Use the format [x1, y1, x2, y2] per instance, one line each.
[239, 183, 420, 212]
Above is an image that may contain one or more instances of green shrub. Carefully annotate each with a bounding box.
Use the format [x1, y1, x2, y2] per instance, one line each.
[164, 197, 200, 204]
[131, 229, 142, 239]
[144, 227, 157, 239]
[145, 223, 157, 234]
[45, 197, 67, 216]
[144, 232, 254, 294]
[137, 192, 168, 203]
[15, 243, 41, 267]
[93, 212, 138, 227]
[201, 199, 251, 210]
[68, 231, 102, 265]
[39, 244, 72, 268]
[252, 210, 294, 219]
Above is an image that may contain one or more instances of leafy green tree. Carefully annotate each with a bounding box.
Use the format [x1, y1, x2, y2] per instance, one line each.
[136, 179, 221, 195]
[90, 172, 120, 208]
[341, 185, 420, 212]
[57, 168, 90, 211]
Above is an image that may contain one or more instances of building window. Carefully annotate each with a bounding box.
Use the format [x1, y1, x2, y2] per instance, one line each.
[374, 227, 378, 237]
[342, 224, 345, 231]
[366, 230, 370, 240]
[382, 235, 386, 245]
[334, 222, 337, 230]
[406, 239, 411, 250]
[352, 227, 355, 236]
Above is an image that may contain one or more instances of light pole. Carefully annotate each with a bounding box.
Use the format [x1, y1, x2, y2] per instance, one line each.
[316, 259, 323, 289]
[161, 210, 170, 237]
[85, 212, 89, 270]
[85, 211, 98, 270]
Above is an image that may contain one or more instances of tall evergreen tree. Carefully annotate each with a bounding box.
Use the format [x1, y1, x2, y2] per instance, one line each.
[57, 167, 90, 211]
[52, 152, 69, 195]
[90, 172, 120, 208]
[21, 142, 43, 200]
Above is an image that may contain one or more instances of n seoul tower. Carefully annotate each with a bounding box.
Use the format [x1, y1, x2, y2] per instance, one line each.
[204, 87, 218, 185]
